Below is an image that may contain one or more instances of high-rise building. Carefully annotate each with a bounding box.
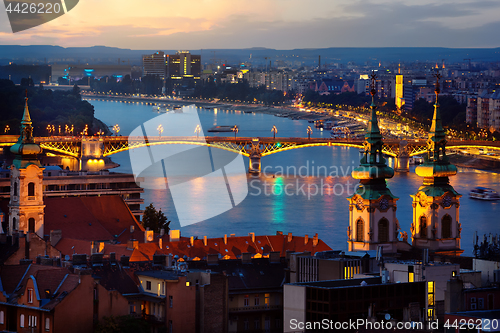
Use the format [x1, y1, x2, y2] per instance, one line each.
[166, 51, 201, 86]
[142, 51, 166, 80]
[395, 71, 405, 111]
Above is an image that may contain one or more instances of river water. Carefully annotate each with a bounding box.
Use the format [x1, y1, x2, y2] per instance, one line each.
[89, 98, 500, 255]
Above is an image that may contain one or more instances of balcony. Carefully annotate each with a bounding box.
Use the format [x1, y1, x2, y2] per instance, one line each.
[229, 304, 281, 313]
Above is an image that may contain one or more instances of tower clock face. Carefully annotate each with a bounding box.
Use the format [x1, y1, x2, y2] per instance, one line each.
[379, 198, 389, 210]
[442, 195, 452, 208]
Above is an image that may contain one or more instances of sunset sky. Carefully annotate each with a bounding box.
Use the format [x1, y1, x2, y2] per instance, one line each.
[1, 0, 500, 49]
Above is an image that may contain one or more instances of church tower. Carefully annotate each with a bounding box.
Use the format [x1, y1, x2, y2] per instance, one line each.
[347, 72, 401, 253]
[8, 93, 45, 238]
[411, 74, 463, 255]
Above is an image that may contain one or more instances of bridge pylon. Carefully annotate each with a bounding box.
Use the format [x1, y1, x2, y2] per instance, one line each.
[248, 138, 262, 174]
[395, 140, 410, 172]
[80, 137, 105, 171]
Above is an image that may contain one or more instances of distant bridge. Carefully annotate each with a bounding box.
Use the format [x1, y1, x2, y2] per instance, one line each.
[1, 135, 499, 172]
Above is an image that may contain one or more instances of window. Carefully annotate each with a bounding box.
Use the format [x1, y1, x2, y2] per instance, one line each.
[378, 218, 389, 243]
[442, 215, 452, 238]
[356, 219, 364, 242]
[254, 295, 260, 306]
[45, 318, 50, 331]
[254, 319, 260, 330]
[157, 283, 161, 296]
[27, 288, 34, 303]
[0, 311, 4, 324]
[146, 281, 151, 291]
[28, 182, 35, 196]
[244, 295, 249, 307]
[168, 320, 173, 333]
[264, 293, 270, 306]
[129, 302, 136, 314]
[427, 281, 435, 319]
[420, 216, 427, 238]
[13, 217, 17, 230]
[20, 314, 24, 328]
[169, 295, 173, 308]
[13, 181, 18, 196]
[28, 218, 35, 233]
[244, 319, 249, 330]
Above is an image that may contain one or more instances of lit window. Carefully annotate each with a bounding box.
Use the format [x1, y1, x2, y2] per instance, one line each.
[27, 288, 34, 303]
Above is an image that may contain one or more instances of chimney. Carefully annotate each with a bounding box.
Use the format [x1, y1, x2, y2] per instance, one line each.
[120, 255, 130, 267]
[224, 234, 227, 245]
[204, 236, 207, 246]
[288, 232, 293, 243]
[160, 228, 165, 237]
[144, 230, 153, 243]
[190, 236, 194, 246]
[50, 230, 62, 247]
[313, 233, 318, 247]
[242, 252, 252, 264]
[166, 254, 173, 267]
[230, 234, 235, 237]
[170, 230, 181, 242]
[127, 239, 139, 250]
[269, 251, 280, 263]
[249, 232, 255, 243]
[304, 234, 309, 245]
[276, 231, 283, 235]
[159, 238, 162, 249]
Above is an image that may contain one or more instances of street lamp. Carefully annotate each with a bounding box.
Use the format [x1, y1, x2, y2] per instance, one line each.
[307, 126, 312, 140]
[271, 125, 277, 140]
[194, 125, 201, 138]
[113, 124, 120, 136]
[157, 124, 164, 138]
[4, 125, 10, 134]
[232, 126, 239, 138]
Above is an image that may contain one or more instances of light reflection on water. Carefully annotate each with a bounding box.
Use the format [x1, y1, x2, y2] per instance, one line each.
[92, 100, 500, 255]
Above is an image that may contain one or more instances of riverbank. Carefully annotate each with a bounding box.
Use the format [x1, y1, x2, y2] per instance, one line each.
[449, 154, 500, 173]
[82, 94, 334, 122]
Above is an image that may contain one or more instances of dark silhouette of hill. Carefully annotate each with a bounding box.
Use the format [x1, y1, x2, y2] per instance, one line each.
[0, 45, 499, 66]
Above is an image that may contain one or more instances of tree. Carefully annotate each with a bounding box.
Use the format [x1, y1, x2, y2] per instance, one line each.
[141, 203, 171, 233]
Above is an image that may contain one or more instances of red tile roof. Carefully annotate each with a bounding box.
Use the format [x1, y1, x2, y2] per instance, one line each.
[44, 196, 145, 243]
[145, 233, 331, 261]
[54, 238, 134, 259]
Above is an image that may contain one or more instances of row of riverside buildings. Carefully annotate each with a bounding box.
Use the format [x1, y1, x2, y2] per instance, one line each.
[1, 86, 500, 332]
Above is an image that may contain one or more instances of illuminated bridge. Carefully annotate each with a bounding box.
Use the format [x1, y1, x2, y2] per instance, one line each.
[1, 135, 499, 173]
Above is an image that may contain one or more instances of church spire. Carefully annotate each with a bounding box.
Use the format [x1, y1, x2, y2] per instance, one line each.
[351, 71, 395, 192]
[10, 91, 42, 168]
[410, 73, 462, 255]
[415, 73, 457, 182]
[21, 90, 32, 125]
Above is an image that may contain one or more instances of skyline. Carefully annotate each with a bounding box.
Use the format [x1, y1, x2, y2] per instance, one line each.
[0, 0, 500, 50]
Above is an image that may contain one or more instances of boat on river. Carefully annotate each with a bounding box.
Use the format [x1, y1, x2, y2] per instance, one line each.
[469, 187, 500, 201]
